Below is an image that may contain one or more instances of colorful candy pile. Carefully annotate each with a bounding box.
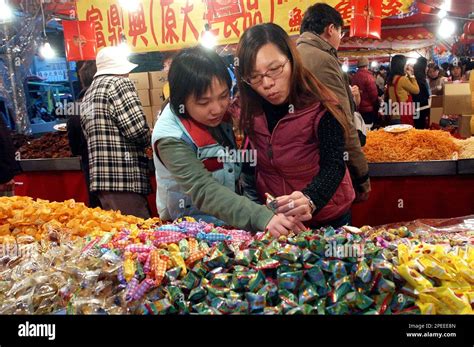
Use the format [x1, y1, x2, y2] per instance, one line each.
[1, 214, 472, 315]
[108, 225, 418, 315]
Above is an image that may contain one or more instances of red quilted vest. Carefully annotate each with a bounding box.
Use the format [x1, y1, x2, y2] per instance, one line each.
[251, 102, 355, 225]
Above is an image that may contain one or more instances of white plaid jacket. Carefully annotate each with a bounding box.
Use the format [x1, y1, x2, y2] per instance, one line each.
[80, 75, 151, 195]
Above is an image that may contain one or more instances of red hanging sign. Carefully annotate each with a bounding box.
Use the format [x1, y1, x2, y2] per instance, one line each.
[350, 0, 382, 40]
[63, 20, 98, 61]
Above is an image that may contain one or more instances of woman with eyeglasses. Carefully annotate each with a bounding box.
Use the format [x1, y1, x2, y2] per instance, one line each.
[152, 45, 305, 236]
[236, 23, 355, 229]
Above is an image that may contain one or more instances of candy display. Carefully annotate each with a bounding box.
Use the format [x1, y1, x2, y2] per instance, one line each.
[0, 196, 160, 242]
[17, 132, 73, 159]
[363, 129, 460, 162]
[0, 201, 472, 315]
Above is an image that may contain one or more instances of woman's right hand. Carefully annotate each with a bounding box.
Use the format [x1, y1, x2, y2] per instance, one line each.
[265, 213, 308, 238]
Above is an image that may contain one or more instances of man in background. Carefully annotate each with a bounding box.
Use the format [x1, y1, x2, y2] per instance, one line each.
[81, 47, 151, 218]
[297, 2, 370, 202]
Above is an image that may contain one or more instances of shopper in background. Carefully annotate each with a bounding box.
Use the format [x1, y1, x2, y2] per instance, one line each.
[412, 57, 430, 129]
[81, 47, 151, 219]
[387, 54, 419, 125]
[375, 66, 388, 96]
[351, 57, 379, 127]
[449, 63, 465, 82]
[0, 116, 20, 196]
[236, 23, 355, 229]
[440, 62, 450, 78]
[67, 60, 101, 208]
[297, 2, 370, 203]
[152, 46, 304, 236]
[427, 63, 446, 96]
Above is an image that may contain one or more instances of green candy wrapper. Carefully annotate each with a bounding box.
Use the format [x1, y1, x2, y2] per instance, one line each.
[182, 271, 200, 290]
[306, 265, 326, 287]
[192, 302, 212, 314]
[309, 239, 326, 256]
[226, 290, 242, 301]
[326, 301, 349, 315]
[178, 239, 189, 258]
[248, 271, 265, 292]
[262, 240, 280, 259]
[372, 259, 394, 278]
[257, 282, 279, 305]
[278, 263, 302, 274]
[377, 277, 395, 293]
[302, 249, 319, 263]
[333, 276, 352, 301]
[188, 286, 207, 303]
[345, 291, 374, 310]
[316, 298, 326, 315]
[254, 258, 280, 270]
[234, 250, 251, 266]
[191, 262, 208, 278]
[211, 297, 248, 314]
[291, 235, 309, 249]
[390, 292, 416, 312]
[276, 244, 301, 263]
[331, 260, 347, 281]
[355, 261, 372, 283]
[278, 271, 303, 292]
[204, 250, 229, 269]
[298, 283, 319, 305]
[165, 266, 182, 283]
[323, 227, 336, 238]
[286, 304, 315, 315]
[279, 289, 298, 308]
[167, 286, 189, 313]
[317, 259, 332, 272]
[231, 271, 253, 291]
[245, 292, 265, 313]
[206, 285, 230, 299]
[211, 273, 233, 288]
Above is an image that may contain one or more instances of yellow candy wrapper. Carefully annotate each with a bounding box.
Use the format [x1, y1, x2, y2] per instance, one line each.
[397, 264, 433, 290]
[168, 244, 187, 276]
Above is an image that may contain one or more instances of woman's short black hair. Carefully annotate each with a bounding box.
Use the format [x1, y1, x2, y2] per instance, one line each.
[168, 46, 232, 117]
[300, 3, 344, 35]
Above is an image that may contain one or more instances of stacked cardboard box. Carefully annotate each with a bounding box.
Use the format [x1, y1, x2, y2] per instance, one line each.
[443, 82, 473, 138]
[129, 71, 168, 128]
[429, 95, 443, 125]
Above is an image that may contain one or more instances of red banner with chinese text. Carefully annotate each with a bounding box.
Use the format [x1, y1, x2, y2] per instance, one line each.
[76, 0, 413, 53]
